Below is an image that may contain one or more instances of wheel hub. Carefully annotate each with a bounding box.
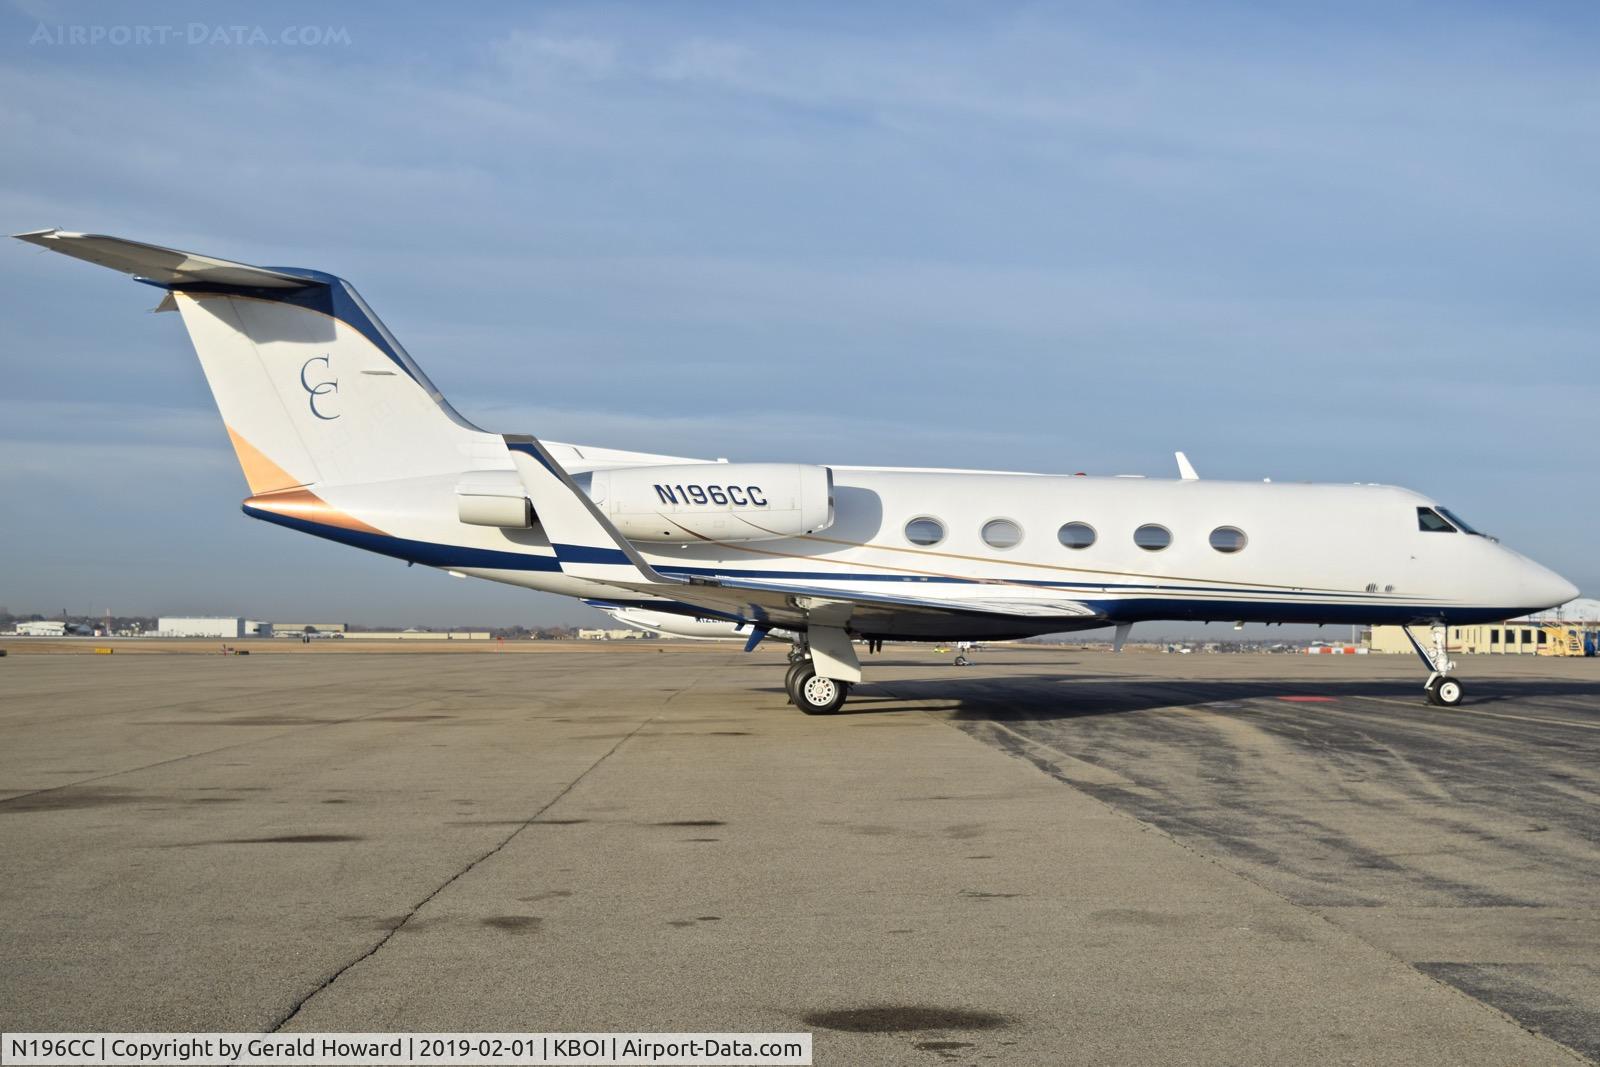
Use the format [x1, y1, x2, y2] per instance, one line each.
[802, 676, 838, 706]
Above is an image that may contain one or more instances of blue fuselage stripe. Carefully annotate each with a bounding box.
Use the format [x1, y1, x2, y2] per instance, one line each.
[553, 543, 632, 565]
[242, 506, 560, 572]
[244, 509, 1528, 625]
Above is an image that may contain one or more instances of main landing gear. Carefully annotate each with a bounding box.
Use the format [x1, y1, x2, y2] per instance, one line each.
[781, 627, 861, 715]
[1403, 624, 1465, 707]
[785, 660, 850, 714]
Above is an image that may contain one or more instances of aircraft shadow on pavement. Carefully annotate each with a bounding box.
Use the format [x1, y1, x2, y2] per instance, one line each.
[840, 674, 1600, 722]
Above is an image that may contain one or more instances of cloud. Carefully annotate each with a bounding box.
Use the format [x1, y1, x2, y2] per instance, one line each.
[494, 31, 617, 79]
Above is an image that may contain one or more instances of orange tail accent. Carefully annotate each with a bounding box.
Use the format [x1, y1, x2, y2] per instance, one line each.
[226, 425, 305, 496]
[227, 426, 388, 536]
[244, 488, 389, 537]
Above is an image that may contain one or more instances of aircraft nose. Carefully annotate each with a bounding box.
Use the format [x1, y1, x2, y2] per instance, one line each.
[1523, 561, 1579, 611]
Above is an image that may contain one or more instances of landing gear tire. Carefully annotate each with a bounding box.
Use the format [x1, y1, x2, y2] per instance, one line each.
[783, 660, 809, 705]
[1428, 676, 1464, 707]
[791, 665, 850, 715]
[953, 655, 971, 667]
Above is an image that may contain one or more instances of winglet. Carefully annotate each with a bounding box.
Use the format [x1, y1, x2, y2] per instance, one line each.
[1175, 451, 1199, 480]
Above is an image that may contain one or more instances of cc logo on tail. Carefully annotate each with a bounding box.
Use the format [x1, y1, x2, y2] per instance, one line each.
[299, 355, 339, 420]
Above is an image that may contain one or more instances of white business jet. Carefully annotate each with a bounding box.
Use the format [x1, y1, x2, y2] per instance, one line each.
[16, 231, 1578, 714]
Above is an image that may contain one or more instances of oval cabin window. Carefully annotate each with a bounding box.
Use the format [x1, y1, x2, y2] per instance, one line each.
[904, 517, 945, 546]
[1134, 524, 1172, 551]
[1058, 522, 1096, 549]
[1209, 526, 1247, 553]
[981, 519, 1023, 549]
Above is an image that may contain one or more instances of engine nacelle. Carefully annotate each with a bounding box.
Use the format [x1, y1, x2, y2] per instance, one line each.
[456, 470, 534, 528]
[583, 463, 834, 542]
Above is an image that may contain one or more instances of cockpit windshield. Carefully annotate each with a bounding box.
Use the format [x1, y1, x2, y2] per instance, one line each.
[1437, 507, 1483, 536]
[1417, 507, 1456, 532]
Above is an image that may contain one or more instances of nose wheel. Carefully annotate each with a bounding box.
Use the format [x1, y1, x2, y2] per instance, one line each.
[1405, 625, 1466, 707]
[1427, 675, 1464, 706]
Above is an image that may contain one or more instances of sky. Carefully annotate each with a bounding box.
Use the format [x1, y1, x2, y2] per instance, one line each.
[1, 1, 1596, 628]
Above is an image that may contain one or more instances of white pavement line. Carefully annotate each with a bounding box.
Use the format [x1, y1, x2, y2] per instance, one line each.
[268, 714, 657, 1033]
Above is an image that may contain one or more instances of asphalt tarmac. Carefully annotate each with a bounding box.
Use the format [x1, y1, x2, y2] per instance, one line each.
[2, 641, 1596, 1065]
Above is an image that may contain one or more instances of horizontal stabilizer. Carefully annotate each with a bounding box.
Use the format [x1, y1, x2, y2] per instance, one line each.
[13, 230, 316, 290]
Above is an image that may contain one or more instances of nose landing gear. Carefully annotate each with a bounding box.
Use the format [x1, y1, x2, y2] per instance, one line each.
[1404, 624, 1465, 706]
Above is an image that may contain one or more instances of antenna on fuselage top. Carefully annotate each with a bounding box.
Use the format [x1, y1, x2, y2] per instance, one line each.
[1175, 452, 1199, 480]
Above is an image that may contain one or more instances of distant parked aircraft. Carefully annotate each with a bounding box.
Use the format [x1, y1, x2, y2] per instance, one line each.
[586, 601, 797, 650]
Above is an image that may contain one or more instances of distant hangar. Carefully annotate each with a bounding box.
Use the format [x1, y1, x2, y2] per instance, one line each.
[1368, 598, 1600, 657]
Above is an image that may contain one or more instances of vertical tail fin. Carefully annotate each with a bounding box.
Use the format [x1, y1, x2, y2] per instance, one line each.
[15, 230, 494, 494]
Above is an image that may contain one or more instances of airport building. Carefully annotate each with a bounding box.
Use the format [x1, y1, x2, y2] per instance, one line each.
[158, 616, 247, 639]
[157, 619, 355, 638]
[577, 628, 650, 640]
[12, 620, 68, 637]
[1367, 599, 1600, 657]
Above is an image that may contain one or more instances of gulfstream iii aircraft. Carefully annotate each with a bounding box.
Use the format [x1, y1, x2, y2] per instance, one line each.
[18, 230, 1579, 713]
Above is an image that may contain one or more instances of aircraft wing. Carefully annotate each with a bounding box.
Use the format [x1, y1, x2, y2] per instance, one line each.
[656, 573, 1102, 632]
